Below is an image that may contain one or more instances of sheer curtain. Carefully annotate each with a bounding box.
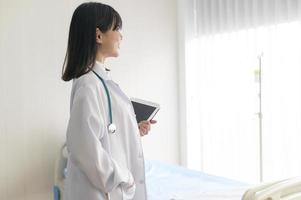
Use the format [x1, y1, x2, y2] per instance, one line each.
[185, 0, 301, 183]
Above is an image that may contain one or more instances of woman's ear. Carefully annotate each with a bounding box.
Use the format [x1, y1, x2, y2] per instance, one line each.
[96, 28, 103, 44]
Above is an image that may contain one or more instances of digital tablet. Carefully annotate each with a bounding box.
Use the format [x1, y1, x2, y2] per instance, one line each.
[130, 98, 160, 123]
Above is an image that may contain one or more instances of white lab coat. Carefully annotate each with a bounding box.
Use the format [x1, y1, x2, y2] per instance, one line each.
[64, 62, 147, 200]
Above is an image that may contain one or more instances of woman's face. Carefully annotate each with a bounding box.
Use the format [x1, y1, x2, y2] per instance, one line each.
[96, 28, 123, 58]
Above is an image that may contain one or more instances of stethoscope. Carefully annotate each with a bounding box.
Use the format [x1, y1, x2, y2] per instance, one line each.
[92, 70, 116, 134]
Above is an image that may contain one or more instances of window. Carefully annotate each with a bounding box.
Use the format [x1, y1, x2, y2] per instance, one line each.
[186, 21, 301, 183]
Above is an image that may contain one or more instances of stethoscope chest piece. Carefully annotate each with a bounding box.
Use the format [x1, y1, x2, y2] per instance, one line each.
[108, 123, 117, 134]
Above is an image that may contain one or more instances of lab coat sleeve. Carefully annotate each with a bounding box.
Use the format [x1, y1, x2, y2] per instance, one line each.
[66, 85, 135, 194]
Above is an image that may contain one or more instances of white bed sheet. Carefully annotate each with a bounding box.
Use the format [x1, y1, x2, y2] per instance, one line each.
[145, 160, 250, 200]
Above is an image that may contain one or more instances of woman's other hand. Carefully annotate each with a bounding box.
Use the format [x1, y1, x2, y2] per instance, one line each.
[138, 120, 157, 136]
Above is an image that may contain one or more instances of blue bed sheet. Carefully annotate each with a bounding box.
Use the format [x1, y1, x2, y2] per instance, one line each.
[145, 160, 250, 200]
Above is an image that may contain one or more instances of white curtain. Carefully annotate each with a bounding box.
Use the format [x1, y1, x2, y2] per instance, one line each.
[185, 0, 301, 183]
[194, 0, 301, 36]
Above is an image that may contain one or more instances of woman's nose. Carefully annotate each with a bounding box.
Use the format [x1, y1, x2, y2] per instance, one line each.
[119, 30, 123, 40]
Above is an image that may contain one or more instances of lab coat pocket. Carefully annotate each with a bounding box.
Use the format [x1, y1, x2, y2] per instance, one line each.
[108, 185, 123, 200]
[121, 182, 136, 200]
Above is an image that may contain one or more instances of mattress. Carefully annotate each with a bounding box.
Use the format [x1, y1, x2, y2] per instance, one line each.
[145, 160, 250, 200]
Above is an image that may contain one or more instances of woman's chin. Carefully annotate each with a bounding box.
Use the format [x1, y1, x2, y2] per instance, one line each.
[110, 51, 119, 57]
[106, 49, 120, 58]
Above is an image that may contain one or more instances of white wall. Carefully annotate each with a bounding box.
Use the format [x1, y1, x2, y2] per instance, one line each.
[0, 0, 179, 199]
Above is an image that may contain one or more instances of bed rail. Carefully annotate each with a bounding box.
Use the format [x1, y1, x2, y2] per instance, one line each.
[243, 177, 301, 200]
[53, 144, 68, 200]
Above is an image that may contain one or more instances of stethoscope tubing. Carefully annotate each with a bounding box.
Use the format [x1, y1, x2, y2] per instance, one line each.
[92, 70, 115, 133]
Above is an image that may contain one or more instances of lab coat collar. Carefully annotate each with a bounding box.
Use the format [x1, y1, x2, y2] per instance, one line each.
[92, 61, 130, 103]
[92, 61, 112, 81]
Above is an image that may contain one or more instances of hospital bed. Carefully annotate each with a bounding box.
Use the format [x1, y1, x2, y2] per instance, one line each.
[53, 145, 301, 200]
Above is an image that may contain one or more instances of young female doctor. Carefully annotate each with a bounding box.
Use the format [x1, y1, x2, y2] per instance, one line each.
[61, 2, 156, 200]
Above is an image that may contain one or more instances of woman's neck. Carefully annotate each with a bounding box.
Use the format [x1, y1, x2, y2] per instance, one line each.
[96, 53, 106, 64]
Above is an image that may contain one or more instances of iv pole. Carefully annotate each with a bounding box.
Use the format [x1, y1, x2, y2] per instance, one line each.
[257, 53, 263, 182]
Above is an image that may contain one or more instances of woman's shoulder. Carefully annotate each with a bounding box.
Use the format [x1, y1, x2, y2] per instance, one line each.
[72, 71, 99, 93]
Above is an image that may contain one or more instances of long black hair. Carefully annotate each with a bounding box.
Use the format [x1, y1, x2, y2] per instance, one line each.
[62, 2, 122, 81]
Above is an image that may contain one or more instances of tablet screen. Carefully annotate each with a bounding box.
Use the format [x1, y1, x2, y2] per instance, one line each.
[130, 98, 160, 123]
